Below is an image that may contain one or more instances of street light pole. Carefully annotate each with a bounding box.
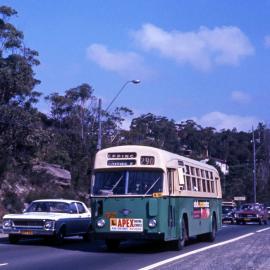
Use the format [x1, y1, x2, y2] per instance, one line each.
[96, 79, 140, 151]
[252, 126, 257, 203]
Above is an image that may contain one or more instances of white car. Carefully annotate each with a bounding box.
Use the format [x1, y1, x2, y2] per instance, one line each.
[2, 199, 91, 244]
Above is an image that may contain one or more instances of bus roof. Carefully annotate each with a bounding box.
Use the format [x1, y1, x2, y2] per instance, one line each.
[95, 145, 218, 173]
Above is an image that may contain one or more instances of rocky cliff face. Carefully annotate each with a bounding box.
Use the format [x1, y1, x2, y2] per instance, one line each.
[0, 162, 74, 218]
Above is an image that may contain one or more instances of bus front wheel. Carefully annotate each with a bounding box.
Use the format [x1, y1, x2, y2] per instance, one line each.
[173, 218, 188, 251]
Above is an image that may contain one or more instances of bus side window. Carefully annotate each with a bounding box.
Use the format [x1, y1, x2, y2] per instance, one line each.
[186, 176, 191, 190]
[167, 169, 175, 194]
[177, 168, 185, 191]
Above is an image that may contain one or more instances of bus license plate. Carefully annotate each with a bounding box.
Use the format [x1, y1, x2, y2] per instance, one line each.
[110, 218, 143, 232]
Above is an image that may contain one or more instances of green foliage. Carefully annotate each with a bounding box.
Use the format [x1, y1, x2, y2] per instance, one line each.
[1, 5, 270, 214]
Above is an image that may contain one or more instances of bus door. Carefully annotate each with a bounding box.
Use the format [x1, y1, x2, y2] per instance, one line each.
[167, 168, 177, 239]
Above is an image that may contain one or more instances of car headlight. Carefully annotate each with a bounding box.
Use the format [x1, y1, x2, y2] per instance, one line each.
[44, 220, 55, 230]
[148, 218, 157, 228]
[3, 219, 13, 228]
[97, 219, 105, 228]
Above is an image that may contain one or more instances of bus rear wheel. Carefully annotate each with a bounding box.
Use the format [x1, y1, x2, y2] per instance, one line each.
[205, 216, 217, 242]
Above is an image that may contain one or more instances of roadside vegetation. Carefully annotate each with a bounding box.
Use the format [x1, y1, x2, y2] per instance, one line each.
[0, 5, 270, 217]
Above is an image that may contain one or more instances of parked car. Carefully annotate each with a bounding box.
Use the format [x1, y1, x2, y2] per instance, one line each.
[222, 203, 236, 224]
[2, 199, 91, 244]
[235, 203, 268, 225]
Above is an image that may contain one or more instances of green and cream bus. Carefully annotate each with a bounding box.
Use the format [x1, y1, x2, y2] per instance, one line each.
[90, 145, 222, 250]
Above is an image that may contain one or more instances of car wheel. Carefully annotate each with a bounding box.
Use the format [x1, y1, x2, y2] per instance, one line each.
[106, 239, 120, 251]
[54, 227, 65, 245]
[259, 219, 262, 225]
[8, 234, 20, 244]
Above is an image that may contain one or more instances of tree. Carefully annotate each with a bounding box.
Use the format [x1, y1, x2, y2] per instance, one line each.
[0, 5, 40, 107]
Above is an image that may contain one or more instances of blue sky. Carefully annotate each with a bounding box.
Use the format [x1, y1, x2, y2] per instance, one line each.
[4, 0, 270, 131]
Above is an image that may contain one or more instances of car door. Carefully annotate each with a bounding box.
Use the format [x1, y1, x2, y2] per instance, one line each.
[76, 202, 91, 233]
[67, 202, 80, 235]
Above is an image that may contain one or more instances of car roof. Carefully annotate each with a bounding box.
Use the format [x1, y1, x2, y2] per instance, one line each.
[32, 199, 85, 204]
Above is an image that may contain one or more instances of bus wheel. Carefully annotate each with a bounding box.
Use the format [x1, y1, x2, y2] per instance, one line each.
[173, 218, 188, 251]
[206, 216, 217, 242]
[106, 239, 120, 251]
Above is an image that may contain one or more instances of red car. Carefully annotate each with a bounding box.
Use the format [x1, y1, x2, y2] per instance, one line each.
[235, 203, 268, 225]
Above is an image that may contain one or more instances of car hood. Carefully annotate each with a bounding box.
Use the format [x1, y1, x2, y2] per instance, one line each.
[236, 210, 258, 214]
[3, 212, 72, 221]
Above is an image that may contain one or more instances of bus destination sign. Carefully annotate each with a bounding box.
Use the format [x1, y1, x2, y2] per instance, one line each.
[108, 152, 137, 159]
[107, 160, 136, 166]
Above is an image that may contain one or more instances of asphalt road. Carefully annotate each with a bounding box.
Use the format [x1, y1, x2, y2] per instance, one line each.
[0, 223, 270, 270]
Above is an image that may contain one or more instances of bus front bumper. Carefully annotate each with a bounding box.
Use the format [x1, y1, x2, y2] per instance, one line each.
[93, 232, 165, 241]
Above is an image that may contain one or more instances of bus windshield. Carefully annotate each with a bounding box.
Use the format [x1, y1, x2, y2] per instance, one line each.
[93, 170, 163, 196]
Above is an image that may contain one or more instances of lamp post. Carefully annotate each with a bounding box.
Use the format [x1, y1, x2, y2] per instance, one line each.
[96, 80, 140, 150]
[252, 127, 256, 203]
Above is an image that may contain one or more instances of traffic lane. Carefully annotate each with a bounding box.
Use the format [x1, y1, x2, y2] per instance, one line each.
[153, 227, 270, 270]
[0, 224, 269, 270]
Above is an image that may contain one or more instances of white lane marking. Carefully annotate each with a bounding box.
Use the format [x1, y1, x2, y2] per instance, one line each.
[138, 233, 254, 270]
[256, 227, 270, 233]
[0, 263, 8, 267]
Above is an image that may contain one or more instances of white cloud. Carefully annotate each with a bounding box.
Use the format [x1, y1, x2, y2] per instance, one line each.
[132, 24, 254, 71]
[231, 91, 251, 104]
[189, 111, 259, 131]
[86, 43, 153, 78]
[264, 35, 270, 48]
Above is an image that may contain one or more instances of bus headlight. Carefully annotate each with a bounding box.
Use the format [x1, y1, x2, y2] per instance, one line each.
[148, 218, 157, 228]
[44, 220, 55, 230]
[97, 219, 106, 228]
[3, 219, 13, 228]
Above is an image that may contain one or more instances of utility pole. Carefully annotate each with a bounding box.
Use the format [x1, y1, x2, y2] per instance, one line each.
[96, 80, 140, 151]
[252, 127, 256, 203]
[97, 98, 102, 151]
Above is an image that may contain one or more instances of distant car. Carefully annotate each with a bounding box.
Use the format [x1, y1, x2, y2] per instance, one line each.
[267, 207, 270, 220]
[235, 203, 268, 225]
[222, 205, 236, 224]
[2, 199, 91, 244]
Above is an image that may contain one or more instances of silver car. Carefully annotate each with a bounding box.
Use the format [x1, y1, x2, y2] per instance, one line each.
[2, 199, 91, 244]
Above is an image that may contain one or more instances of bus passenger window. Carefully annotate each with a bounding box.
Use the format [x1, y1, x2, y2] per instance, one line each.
[191, 167, 195, 175]
[186, 176, 191, 190]
[202, 179, 206, 192]
[210, 172, 213, 179]
[192, 177, 197, 191]
[196, 168, 200, 177]
[210, 181, 215, 193]
[197, 179, 201, 191]
[206, 171, 209, 179]
[207, 180, 211, 192]
[185, 166, 190, 174]
[201, 170, 205, 178]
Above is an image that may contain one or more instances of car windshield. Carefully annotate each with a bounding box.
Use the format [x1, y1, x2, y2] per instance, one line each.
[93, 170, 163, 196]
[222, 206, 234, 214]
[26, 201, 71, 213]
[240, 204, 261, 211]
